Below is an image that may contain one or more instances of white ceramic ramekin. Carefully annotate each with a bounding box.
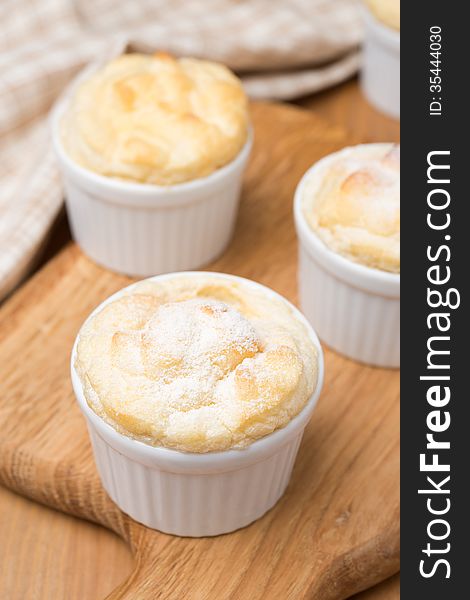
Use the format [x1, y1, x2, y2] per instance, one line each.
[294, 156, 400, 368]
[51, 70, 252, 277]
[71, 272, 324, 537]
[360, 6, 400, 119]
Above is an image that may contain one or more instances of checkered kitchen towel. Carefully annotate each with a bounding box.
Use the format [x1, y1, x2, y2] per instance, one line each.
[0, 0, 362, 300]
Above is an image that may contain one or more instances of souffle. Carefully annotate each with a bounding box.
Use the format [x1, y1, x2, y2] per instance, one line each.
[365, 0, 400, 30]
[302, 143, 400, 273]
[61, 53, 249, 185]
[75, 274, 318, 453]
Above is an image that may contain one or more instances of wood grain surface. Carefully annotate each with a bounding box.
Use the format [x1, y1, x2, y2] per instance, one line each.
[297, 79, 400, 144]
[0, 96, 400, 599]
[0, 486, 132, 599]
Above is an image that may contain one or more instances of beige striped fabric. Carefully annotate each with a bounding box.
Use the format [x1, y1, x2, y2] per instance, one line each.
[0, 0, 362, 300]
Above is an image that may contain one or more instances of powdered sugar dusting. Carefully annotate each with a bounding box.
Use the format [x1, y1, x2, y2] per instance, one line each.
[122, 298, 260, 411]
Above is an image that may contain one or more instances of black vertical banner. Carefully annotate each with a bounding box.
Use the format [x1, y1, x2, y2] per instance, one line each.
[401, 4, 468, 598]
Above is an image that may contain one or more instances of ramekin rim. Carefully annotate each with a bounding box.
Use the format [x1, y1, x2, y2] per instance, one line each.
[293, 146, 400, 296]
[71, 271, 324, 469]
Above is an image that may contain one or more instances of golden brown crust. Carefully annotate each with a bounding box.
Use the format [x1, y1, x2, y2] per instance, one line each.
[61, 53, 249, 185]
[302, 143, 400, 273]
[75, 275, 317, 453]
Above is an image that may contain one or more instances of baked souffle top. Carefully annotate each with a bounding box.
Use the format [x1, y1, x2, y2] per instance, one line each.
[61, 53, 249, 185]
[365, 0, 400, 30]
[75, 274, 318, 453]
[301, 143, 400, 273]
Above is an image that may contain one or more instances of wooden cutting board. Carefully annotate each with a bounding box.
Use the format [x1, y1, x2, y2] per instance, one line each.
[0, 102, 399, 599]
